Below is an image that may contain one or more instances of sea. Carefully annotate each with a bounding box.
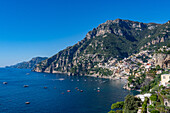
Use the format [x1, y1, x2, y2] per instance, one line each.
[0, 68, 138, 113]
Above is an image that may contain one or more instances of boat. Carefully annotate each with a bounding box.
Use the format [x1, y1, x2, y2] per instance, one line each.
[61, 92, 64, 94]
[58, 78, 64, 81]
[75, 87, 78, 89]
[97, 90, 100, 92]
[44, 87, 47, 89]
[80, 90, 83, 92]
[25, 102, 30, 104]
[67, 90, 71, 92]
[23, 85, 29, 87]
[3, 82, 7, 84]
[26, 73, 30, 75]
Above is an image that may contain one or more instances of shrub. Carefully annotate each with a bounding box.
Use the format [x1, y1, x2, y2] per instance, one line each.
[150, 94, 158, 101]
[123, 95, 139, 113]
[111, 101, 124, 110]
[151, 110, 160, 113]
[108, 110, 116, 113]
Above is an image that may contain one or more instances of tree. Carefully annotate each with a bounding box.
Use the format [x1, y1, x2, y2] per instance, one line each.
[150, 94, 158, 101]
[142, 97, 148, 113]
[160, 90, 166, 95]
[156, 65, 161, 70]
[123, 95, 139, 113]
[111, 101, 124, 110]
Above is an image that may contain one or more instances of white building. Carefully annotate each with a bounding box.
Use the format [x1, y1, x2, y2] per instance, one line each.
[160, 74, 170, 86]
[136, 93, 152, 102]
[164, 99, 170, 107]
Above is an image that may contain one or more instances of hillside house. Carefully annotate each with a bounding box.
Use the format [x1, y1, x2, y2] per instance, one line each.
[160, 74, 170, 87]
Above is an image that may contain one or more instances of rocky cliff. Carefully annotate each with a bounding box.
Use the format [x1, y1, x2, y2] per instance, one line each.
[33, 19, 170, 76]
[6, 57, 48, 69]
[153, 53, 170, 69]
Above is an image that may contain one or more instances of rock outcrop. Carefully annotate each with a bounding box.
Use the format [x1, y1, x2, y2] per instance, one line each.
[6, 57, 48, 69]
[33, 19, 170, 76]
[153, 53, 170, 69]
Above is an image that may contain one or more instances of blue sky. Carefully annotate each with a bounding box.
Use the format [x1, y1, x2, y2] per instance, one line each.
[0, 0, 170, 67]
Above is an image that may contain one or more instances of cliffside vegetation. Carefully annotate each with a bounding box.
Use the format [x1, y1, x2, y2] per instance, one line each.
[33, 19, 170, 76]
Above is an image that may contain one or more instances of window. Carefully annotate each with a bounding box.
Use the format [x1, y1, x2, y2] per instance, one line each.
[163, 76, 166, 79]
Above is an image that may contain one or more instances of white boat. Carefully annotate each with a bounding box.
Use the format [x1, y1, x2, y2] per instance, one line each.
[25, 102, 30, 104]
[3, 82, 7, 84]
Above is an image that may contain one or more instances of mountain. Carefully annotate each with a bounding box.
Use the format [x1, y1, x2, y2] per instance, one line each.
[33, 19, 170, 76]
[6, 57, 48, 69]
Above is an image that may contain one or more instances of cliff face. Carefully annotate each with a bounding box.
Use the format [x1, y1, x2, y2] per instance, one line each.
[6, 57, 48, 69]
[33, 19, 170, 75]
[153, 53, 170, 69]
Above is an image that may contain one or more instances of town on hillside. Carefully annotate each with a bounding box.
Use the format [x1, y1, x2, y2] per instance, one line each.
[108, 46, 170, 113]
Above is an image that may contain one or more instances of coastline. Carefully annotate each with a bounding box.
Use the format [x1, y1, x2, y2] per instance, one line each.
[33, 69, 130, 89]
[33, 69, 129, 81]
[86, 74, 128, 81]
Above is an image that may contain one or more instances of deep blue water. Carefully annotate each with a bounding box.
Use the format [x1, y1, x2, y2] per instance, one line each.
[0, 68, 138, 113]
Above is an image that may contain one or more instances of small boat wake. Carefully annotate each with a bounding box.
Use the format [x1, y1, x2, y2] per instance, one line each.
[49, 78, 65, 81]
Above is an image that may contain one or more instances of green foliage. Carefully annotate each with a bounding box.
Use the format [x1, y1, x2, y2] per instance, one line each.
[129, 73, 146, 90]
[115, 110, 122, 113]
[142, 103, 147, 113]
[150, 110, 160, 113]
[108, 110, 116, 113]
[123, 95, 140, 113]
[91, 67, 113, 76]
[128, 75, 135, 84]
[157, 93, 164, 106]
[108, 110, 123, 113]
[137, 62, 142, 66]
[148, 105, 155, 109]
[111, 101, 124, 110]
[150, 94, 158, 101]
[99, 68, 113, 76]
[141, 73, 161, 93]
[142, 97, 149, 113]
[165, 106, 170, 111]
[147, 68, 156, 77]
[156, 65, 161, 70]
[141, 85, 151, 93]
[151, 85, 159, 93]
[160, 90, 167, 95]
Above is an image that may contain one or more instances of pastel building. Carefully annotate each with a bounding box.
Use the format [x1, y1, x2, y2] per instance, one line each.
[160, 74, 170, 86]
